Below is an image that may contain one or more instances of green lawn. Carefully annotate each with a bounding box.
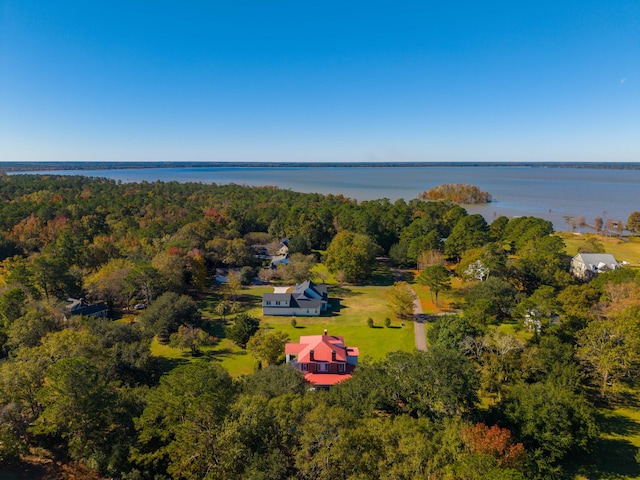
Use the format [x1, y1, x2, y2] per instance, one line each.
[150, 334, 257, 378]
[259, 285, 415, 362]
[150, 284, 415, 377]
[570, 387, 640, 479]
[497, 322, 533, 344]
[557, 232, 640, 267]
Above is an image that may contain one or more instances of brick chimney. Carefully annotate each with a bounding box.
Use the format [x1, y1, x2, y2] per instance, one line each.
[331, 350, 336, 361]
[324, 329, 328, 336]
[310, 349, 314, 361]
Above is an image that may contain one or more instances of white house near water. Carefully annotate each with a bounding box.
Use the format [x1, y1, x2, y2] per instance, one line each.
[570, 253, 620, 280]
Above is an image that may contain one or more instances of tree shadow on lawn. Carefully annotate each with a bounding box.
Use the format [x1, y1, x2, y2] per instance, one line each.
[199, 293, 224, 311]
[599, 410, 640, 438]
[368, 263, 395, 286]
[236, 292, 264, 309]
[329, 287, 363, 298]
[206, 346, 248, 359]
[155, 356, 190, 376]
[324, 298, 346, 316]
[568, 438, 640, 479]
[201, 317, 227, 338]
[615, 389, 640, 409]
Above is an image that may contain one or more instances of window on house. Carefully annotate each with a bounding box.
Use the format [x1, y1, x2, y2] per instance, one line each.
[266, 301, 271, 305]
[338, 363, 345, 372]
[276, 301, 280, 305]
[318, 363, 329, 372]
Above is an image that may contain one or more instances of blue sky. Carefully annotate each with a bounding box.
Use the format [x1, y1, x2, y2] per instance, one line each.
[1, 1, 638, 162]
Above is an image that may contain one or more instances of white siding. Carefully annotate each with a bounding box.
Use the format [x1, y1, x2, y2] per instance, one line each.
[262, 307, 320, 316]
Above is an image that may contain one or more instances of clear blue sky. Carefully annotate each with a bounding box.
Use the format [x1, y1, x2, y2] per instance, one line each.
[1, 1, 638, 162]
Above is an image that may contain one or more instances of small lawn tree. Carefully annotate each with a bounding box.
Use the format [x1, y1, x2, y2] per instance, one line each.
[628, 211, 640, 233]
[247, 329, 290, 368]
[226, 313, 260, 348]
[170, 325, 216, 356]
[417, 265, 451, 307]
[386, 282, 416, 319]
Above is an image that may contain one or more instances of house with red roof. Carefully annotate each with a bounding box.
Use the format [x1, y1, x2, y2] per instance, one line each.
[285, 330, 359, 388]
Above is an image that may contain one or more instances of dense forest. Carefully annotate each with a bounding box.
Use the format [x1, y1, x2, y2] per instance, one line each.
[0, 173, 639, 479]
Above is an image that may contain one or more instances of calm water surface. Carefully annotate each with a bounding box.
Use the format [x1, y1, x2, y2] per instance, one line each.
[12, 166, 640, 231]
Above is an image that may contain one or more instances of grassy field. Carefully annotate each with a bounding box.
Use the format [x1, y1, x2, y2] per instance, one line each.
[412, 276, 462, 314]
[257, 285, 415, 361]
[150, 283, 416, 377]
[569, 386, 640, 479]
[557, 232, 640, 266]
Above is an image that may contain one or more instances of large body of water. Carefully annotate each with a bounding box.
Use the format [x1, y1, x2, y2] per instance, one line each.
[11, 165, 640, 232]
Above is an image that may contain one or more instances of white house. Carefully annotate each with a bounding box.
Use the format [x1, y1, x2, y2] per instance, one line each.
[570, 253, 620, 280]
[262, 280, 329, 316]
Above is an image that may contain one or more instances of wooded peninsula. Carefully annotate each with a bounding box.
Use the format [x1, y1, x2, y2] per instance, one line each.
[1, 173, 639, 479]
[420, 184, 492, 204]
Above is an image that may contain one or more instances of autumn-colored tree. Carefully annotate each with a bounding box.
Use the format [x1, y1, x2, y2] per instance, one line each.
[420, 184, 491, 204]
[628, 211, 640, 233]
[84, 258, 135, 308]
[152, 249, 186, 293]
[594, 216, 603, 233]
[461, 423, 526, 469]
[186, 249, 207, 291]
[416, 249, 446, 270]
[386, 281, 416, 319]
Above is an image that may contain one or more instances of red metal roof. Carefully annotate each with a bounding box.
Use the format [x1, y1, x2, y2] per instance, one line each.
[304, 372, 352, 386]
[286, 334, 355, 363]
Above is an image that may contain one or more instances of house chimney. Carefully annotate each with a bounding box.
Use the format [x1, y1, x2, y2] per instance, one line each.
[331, 350, 336, 361]
[324, 329, 328, 336]
[310, 349, 314, 361]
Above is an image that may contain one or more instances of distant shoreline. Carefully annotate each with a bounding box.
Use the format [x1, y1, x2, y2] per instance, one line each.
[2, 160, 640, 172]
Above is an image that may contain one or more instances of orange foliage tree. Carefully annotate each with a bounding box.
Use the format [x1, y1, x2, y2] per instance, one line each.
[461, 422, 526, 469]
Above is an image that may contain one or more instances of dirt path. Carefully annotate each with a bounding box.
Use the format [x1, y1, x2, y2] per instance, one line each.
[412, 294, 428, 351]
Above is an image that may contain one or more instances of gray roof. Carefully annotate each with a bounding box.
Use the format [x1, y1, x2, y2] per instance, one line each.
[294, 280, 327, 299]
[291, 296, 323, 309]
[263, 279, 327, 308]
[263, 293, 288, 302]
[574, 253, 619, 266]
[69, 302, 108, 316]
